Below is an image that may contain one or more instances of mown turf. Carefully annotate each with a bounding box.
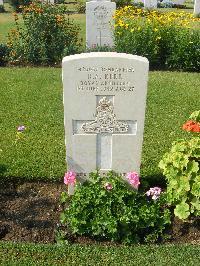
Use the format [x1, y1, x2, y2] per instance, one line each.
[0, 69, 200, 180]
[0, 67, 66, 180]
[0, 13, 16, 43]
[0, 242, 200, 266]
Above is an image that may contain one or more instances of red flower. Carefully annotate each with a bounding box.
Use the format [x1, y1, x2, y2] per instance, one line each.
[182, 120, 200, 133]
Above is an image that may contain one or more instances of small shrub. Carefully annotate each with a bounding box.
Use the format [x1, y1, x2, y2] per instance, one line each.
[60, 171, 171, 244]
[159, 111, 200, 220]
[76, 2, 86, 14]
[114, 0, 132, 8]
[0, 43, 9, 66]
[7, 1, 81, 65]
[166, 29, 200, 71]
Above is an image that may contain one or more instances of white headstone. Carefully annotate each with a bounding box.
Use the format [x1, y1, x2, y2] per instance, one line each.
[144, 0, 157, 8]
[62, 53, 149, 175]
[134, 0, 143, 2]
[0, 0, 3, 6]
[173, 0, 185, 4]
[86, 0, 116, 48]
[194, 0, 200, 15]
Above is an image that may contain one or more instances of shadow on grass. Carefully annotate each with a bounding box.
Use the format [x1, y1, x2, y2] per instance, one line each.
[0, 164, 7, 175]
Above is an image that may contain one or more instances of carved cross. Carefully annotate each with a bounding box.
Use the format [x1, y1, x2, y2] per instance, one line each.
[73, 96, 137, 170]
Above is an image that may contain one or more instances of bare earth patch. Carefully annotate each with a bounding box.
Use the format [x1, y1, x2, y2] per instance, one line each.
[0, 182, 199, 244]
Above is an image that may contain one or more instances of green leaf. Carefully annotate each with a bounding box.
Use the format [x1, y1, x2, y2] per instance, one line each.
[189, 110, 200, 123]
[191, 198, 200, 211]
[60, 191, 68, 204]
[186, 160, 199, 174]
[174, 202, 190, 220]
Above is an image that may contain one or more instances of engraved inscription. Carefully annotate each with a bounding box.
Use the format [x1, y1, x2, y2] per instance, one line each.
[77, 66, 135, 93]
[81, 97, 129, 133]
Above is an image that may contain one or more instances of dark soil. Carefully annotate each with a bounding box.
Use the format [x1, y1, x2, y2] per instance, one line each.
[0, 181, 200, 244]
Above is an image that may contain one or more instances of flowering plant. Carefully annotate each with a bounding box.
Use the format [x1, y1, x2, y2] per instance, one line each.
[60, 171, 170, 244]
[114, 6, 200, 71]
[104, 182, 113, 191]
[159, 111, 200, 220]
[7, 1, 81, 65]
[146, 187, 162, 200]
[126, 171, 140, 189]
[17, 125, 26, 132]
[16, 124, 26, 141]
[182, 110, 200, 133]
[64, 171, 76, 185]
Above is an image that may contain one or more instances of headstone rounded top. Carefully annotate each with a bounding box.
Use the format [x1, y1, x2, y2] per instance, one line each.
[62, 52, 149, 64]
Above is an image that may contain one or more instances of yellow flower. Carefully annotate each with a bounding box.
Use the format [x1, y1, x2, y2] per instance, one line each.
[156, 36, 161, 41]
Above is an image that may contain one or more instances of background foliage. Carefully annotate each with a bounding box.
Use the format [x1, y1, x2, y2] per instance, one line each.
[7, 1, 81, 65]
[114, 6, 200, 71]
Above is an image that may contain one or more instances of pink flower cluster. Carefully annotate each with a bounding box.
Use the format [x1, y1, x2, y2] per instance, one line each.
[64, 171, 76, 185]
[146, 187, 161, 200]
[126, 172, 140, 189]
[104, 182, 113, 191]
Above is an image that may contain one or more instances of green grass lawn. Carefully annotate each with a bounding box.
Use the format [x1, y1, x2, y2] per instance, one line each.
[0, 242, 200, 265]
[0, 68, 199, 181]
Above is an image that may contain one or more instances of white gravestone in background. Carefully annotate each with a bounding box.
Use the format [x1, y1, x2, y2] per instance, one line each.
[63, 53, 149, 175]
[86, 0, 116, 48]
[194, 0, 200, 15]
[0, 0, 3, 6]
[144, 0, 157, 8]
[174, 0, 185, 4]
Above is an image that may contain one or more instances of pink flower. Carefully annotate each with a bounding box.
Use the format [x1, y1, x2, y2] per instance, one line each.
[126, 172, 140, 189]
[146, 187, 161, 200]
[64, 171, 76, 185]
[104, 182, 113, 191]
[17, 125, 26, 132]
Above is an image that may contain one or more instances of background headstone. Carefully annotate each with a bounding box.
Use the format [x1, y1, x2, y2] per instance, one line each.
[0, 0, 3, 6]
[86, 0, 116, 48]
[194, 0, 200, 15]
[144, 0, 157, 8]
[62, 53, 149, 175]
[173, 0, 185, 4]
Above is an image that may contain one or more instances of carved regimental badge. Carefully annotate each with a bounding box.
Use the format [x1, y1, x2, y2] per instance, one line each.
[81, 97, 129, 133]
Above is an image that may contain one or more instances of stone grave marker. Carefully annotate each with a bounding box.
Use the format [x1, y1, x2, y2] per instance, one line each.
[174, 0, 185, 4]
[194, 0, 200, 15]
[0, 0, 3, 6]
[86, 0, 116, 48]
[63, 53, 149, 176]
[144, 0, 157, 8]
